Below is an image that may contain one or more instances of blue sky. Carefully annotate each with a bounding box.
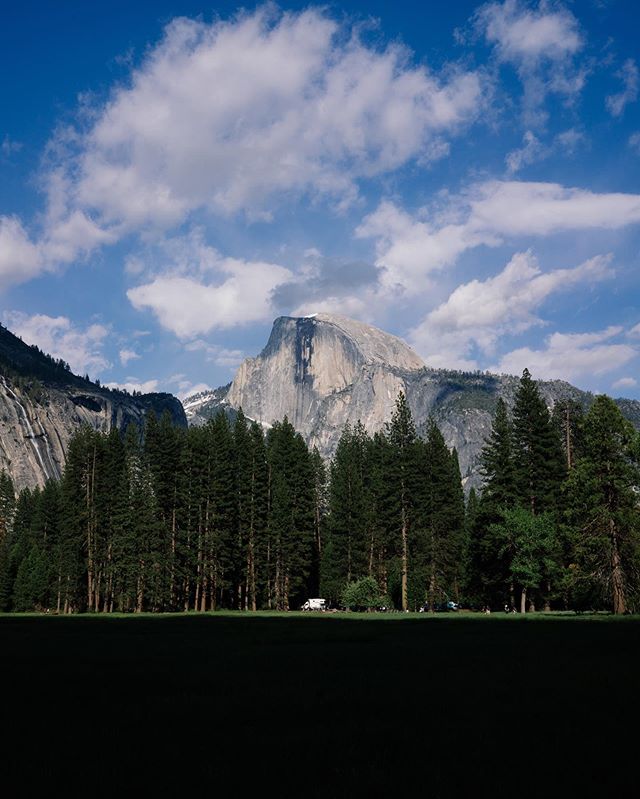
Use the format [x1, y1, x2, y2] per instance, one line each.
[1, 0, 639, 399]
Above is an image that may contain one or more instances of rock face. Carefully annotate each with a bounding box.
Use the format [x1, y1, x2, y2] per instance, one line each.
[185, 314, 640, 490]
[0, 324, 186, 492]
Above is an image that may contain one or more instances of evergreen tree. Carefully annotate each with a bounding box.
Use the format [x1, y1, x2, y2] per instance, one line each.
[512, 369, 565, 514]
[266, 418, 315, 610]
[145, 410, 184, 608]
[322, 423, 371, 602]
[385, 393, 419, 611]
[416, 421, 465, 610]
[309, 446, 327, 598]
[552, 399, 585, 471]
[565, 396, 640, 613]
[235, 412, 269, 610]
[470, 399, 516, 608]
[480, 398, 516, 512]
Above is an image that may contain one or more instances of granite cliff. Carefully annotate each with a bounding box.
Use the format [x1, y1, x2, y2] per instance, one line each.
[0, 324, 186, 491]
[185, 314, 640, 489]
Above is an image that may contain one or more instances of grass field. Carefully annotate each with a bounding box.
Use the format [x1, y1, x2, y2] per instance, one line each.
[2, 612, 639, 796]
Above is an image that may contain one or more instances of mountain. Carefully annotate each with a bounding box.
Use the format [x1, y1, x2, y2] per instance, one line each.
[0, 323, 186, 491]
[184, 313, 640, 489]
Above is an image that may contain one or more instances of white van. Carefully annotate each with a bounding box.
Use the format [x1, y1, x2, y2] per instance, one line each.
[301, 598, 328, 611]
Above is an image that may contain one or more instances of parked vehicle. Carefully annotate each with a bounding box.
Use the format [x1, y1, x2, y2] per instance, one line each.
[301, 598, 328, 611]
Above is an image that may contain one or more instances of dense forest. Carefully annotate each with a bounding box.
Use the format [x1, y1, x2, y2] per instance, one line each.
[0, 369, 638, 614]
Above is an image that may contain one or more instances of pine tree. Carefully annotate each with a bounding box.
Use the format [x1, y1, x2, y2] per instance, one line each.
[385, 393, 418, 611]
[416, 420, 465, 610]
[235, 412, 269, 610]
[480, 398, 516, 512]
[512, 369, 565, 515]
[552, 399, 585, 471]
[323, 423, 371, 602]
[145, 410, 184, 608]
[309, 446, 327, 598]
[470, 399, 516, 608]
[266, 418, 314, 610]
[565, 395, 640, 614]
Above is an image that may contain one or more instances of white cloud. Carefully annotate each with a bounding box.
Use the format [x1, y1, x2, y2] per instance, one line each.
[628, 323, 640, 338]
[606, 59, 639, 117]
[505, 128, 587, 174]
[612, 376, 637, 390]
[3, 311, 110, 375]
[629, 132, 640, 153]
[105, 379, 160, 394]
[357, 181, 640, 295]
[475, 0, 584, 125]
[0, 7, 485, 290]
[119, 348, 140, 366]
[356, 200, 482, 295]
[409, 251, 614, 368]
[72, 7, 482, 224]
[493, 327, 637, 381]
[505, 130, 545, 173]
[0, 217, 45, 290]
[0, 198, 114, 292]
[478, 0, 582, 61]
[128, 235, 292, 338]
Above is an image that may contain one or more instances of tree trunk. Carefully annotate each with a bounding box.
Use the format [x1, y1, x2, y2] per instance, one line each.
[401, 502, 408, 612]
[520, 587, 527, 614]
[544, 579, 551, 612]
[611, 518, 626, 614]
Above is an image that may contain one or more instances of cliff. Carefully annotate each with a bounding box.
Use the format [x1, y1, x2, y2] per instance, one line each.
[0, 323, 186, 491]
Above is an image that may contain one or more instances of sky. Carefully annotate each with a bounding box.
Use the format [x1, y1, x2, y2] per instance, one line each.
[1, 0, 639, 400]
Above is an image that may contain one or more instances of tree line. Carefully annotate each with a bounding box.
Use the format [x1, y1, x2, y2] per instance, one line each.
[0, 369, 638, 614]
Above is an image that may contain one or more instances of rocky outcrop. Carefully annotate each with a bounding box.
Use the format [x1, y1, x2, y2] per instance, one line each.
[0, 324, 186, 491]
[186, 314, 640, 491]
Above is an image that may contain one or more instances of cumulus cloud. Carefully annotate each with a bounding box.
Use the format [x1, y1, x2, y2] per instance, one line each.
[0, 6, 485, 291]
[127, 230, 292, 338]
[409, 251, 614, 368]
[606, 59, 639, 117]
[73, 7, 482, 224]
[475, 0, 585, 125]
[357, 180, 640, 295]
[3, 311, 110, 375]
[493, 327, 637, 381]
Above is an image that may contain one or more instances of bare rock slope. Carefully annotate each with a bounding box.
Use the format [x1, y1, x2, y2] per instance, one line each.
[185, 314, 640, 489]
[0, 324, 186, 491]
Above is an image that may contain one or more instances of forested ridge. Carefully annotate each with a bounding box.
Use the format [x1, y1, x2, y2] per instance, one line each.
[1, 369, 638, 614]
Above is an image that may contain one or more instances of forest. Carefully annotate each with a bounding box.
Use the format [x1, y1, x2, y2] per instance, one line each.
[0, 369, 638, 615]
